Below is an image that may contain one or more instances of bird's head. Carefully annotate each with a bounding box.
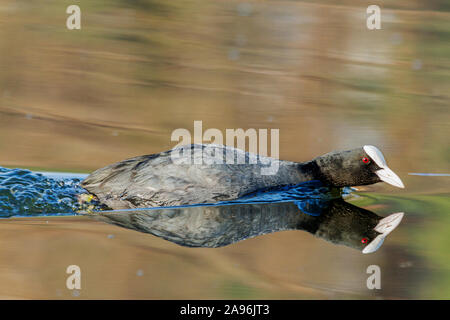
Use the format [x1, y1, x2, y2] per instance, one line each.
[313, 145, 404, 188]
[312, 199, 405, 254]
[362, 212, 404, 254]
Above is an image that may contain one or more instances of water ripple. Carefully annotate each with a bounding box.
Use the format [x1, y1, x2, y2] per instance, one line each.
[0, 167, 90, 218]
[0, 167, 343, 218]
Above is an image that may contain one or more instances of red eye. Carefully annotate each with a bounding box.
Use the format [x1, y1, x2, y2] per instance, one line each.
[361, 238, 368, 244]
[362, 157, 370, 164]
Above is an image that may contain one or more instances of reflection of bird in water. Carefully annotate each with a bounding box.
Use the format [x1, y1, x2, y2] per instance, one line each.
[92, 198, 403, 254]
[81, 144, 404, 209]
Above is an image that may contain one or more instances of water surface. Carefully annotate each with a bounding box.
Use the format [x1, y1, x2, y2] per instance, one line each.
[0, 0, 449, 299]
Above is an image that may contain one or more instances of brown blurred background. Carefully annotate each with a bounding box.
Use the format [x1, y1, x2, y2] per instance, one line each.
[0, 0, 448, 299]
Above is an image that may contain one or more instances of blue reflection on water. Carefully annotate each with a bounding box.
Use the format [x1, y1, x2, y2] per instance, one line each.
[0, 167, 88, 217]
[0, 167, 344, 218]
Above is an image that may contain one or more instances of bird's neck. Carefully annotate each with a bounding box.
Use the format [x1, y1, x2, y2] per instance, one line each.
[293, 160, 323, 183]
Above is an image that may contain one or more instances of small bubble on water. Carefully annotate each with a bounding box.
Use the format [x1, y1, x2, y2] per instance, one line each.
[412, 59, 422, 70]
[399, 261, 413, 268]
[71, 290, 80, 297]
[237, 2, 252, 16]
[228, 48, 240, 61]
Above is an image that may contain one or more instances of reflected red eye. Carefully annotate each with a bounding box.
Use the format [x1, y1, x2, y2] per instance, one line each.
[362, 157, 370, 164]
[361, 238, 368, 244]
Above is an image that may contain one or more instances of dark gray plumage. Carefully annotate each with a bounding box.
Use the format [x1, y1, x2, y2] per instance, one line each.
[81, 144, 402, 209]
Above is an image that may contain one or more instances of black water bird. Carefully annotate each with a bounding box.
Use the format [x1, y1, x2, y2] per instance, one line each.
[81, 144, 404, 209]
[92, 198, 404, 254]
